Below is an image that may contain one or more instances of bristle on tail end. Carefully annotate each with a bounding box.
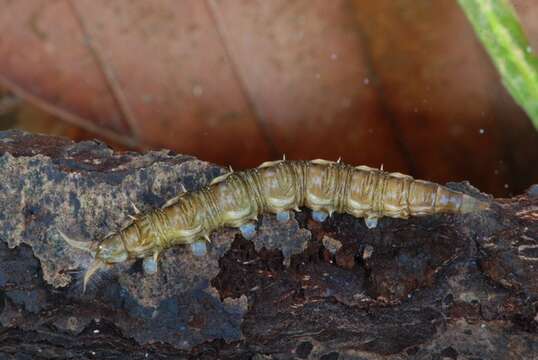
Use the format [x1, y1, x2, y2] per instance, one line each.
[460, 194, 490, 213]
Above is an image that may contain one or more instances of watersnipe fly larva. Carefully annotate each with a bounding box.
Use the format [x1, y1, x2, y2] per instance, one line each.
[59, 159, 489, 290]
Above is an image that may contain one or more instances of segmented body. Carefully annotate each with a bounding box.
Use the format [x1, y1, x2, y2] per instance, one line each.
[63, 159, 488, 289]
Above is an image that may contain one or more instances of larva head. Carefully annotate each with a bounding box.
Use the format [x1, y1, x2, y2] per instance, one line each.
[95, 233, 129, 264]
[58, 229, 122, 292]
[81, 234, 128, 292]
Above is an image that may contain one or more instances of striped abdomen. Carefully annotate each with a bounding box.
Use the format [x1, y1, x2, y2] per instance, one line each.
[158, 159, 487, 246]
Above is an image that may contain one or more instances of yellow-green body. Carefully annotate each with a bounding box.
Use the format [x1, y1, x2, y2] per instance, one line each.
[75, 159, 488, 288]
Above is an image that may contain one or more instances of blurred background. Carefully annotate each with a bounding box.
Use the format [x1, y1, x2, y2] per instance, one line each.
[1, 0, 537, 197]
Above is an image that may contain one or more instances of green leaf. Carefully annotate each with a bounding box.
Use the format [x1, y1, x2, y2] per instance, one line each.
[459, 0, 538, 131]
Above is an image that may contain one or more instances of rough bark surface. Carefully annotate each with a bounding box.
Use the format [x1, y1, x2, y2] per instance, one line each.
[0, 130, 537, 359]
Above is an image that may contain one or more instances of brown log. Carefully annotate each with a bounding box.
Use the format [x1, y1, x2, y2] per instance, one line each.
[0, 130, 536, 359]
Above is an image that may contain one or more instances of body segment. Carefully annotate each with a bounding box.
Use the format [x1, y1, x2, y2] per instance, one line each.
[62, 159, 489, 289]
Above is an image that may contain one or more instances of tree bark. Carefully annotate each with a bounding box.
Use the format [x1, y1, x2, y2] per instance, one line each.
[0, 130, 537, 359]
